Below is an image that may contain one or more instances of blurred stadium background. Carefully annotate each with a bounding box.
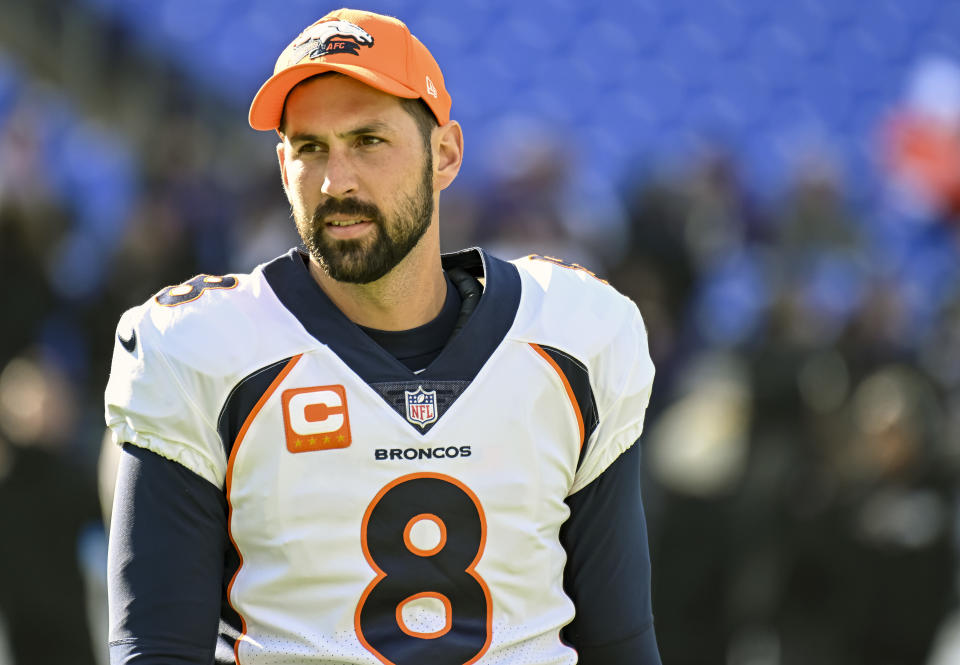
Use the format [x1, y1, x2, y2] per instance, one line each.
[2, 0, 960, 663]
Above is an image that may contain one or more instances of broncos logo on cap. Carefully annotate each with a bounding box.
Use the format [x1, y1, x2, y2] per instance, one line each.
[291, 20, 375, 60]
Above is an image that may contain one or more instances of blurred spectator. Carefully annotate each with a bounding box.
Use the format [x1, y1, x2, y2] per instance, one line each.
[625, 140, 958, 665]
[612, 147, 764, 383]
[472, 116, 628, 273]
[881, 56, 960, 223]
[769, 364, 954, 665]
[0, 352, 101, 665]
[0, 95, 68, 371]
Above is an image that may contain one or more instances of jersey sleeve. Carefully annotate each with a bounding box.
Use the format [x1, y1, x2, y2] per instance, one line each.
[108, 444, 228, 664]
[104, 305, 227, 489]
[560, 441, 661, 664]
[570, 303, 654, 495]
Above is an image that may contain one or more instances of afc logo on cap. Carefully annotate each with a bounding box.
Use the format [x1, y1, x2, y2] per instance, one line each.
[282, 385, 352, 453]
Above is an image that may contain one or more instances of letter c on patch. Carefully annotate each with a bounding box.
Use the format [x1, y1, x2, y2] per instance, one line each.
[281, 385, 352, 452]
[288, 389, 345, 435]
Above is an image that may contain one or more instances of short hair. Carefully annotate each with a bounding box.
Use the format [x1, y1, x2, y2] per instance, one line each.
[398, 96, 438, 151]
[279, 73, 438, 149]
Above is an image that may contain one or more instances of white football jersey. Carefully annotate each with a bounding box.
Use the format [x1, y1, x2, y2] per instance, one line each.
[105, 248, 654, 665]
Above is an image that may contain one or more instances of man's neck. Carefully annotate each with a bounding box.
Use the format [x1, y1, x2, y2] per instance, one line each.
[307, 242, 447, 331]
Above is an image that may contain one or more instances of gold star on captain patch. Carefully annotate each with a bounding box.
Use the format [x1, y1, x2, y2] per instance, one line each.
[294, 439, 302, 449]
[337, 434, 346, 443]
[323, 435, 331, 445]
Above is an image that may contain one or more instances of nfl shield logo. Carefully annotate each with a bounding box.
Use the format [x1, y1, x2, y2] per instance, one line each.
[404, 386, 438, 428]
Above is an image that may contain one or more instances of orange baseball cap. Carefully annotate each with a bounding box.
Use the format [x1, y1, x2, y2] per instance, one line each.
[249, 8, 451, 131]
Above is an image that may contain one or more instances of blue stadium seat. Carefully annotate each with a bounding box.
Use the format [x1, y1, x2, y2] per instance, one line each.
[64, 0, 960, 192]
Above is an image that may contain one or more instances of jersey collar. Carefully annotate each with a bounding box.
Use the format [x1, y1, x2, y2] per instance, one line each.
[261, 247, 521, 384]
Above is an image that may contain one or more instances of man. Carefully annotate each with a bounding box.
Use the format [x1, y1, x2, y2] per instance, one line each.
[105, 8, 660, 665]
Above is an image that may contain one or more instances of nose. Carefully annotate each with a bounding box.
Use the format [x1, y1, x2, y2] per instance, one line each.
[320, 148, 359, 198]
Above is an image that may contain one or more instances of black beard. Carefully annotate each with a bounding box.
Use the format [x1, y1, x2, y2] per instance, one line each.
[299, 153, 434, 284]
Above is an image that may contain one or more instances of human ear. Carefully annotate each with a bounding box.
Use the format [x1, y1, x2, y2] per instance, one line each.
[276, 141, 290, 197]
[433, 120, 463, 192]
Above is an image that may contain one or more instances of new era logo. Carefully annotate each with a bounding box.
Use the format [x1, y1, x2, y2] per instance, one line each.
[282, 385, 352, 453]
[425, 75, 438, 99]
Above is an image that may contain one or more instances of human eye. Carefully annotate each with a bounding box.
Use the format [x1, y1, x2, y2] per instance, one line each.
[296, 142, 326, 156]
[357, 135, 385, 147]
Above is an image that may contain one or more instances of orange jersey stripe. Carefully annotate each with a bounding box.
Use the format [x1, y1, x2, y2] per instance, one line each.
[529, 343, 585, 448]
[225, 353, 303, 664]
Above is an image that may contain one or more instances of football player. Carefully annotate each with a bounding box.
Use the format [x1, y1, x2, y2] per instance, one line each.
[105, 8, 661, 665]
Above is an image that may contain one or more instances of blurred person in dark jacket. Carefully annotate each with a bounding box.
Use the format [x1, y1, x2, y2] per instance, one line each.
[0, 353, 101, 665]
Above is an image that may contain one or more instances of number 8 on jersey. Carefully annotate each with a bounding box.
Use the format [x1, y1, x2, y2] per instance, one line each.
[355, 473, 492, 665]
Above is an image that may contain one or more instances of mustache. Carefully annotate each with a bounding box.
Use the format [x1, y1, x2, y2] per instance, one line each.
[311, 197, 384, 225]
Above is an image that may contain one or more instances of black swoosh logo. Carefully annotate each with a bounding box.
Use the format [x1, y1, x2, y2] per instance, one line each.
[118, 328, 137, 354]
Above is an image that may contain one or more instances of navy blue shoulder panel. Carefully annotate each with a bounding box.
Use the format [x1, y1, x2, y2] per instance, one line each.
[559, 441, 661, 664]
[537, 345, 598, 469]
[216, 356, 294, 459]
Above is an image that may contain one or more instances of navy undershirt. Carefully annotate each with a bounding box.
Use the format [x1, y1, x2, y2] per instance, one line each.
[358, 272, 461, 372]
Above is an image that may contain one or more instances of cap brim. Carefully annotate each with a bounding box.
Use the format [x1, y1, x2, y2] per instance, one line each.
[248, 62, 421, 131]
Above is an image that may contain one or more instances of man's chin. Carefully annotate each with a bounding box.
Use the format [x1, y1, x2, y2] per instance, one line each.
[322, 264, 394, 284]
[312, 247, 395, 284]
